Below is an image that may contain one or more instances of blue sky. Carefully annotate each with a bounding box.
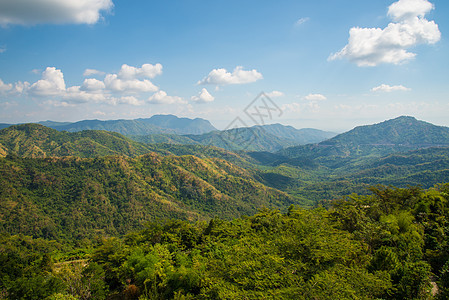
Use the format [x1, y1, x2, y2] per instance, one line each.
[0, 0, 448, 132]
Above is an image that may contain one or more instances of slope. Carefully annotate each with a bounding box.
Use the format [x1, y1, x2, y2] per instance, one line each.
[0, 123, 154, 158]
[279, 116, 449, 167]
[0, 153, 294, 241]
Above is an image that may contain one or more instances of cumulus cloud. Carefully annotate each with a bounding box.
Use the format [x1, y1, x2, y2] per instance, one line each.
[81, 78, 105, 91]
[13, 81, 30, 94]
[191, 88, 214, 103]
[266, 91, 285, 98]
[102, 63, 161, 93]
[118, 96, 144, 106]
[329, 0, 440, 66]
[0, 79, 12, 92]
[371, 84, 411, 92]
[29, 67, 66, 96]
[5, 63, 167, 107]
[303, 93, 327, 101]
[198, 66, 263, 85]
[148, 90, 186, 105]
[0, 46, 6, 53]
[104, 74, 159, 93]
[83, 68, 105, 77]
[118, 63, 163, 79]
[0, 0, 113, 26]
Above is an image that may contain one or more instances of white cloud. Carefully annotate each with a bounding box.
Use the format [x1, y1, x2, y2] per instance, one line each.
[13, 81, 30, 94]
[281, 103, 301, 113]
[295, 17, 310, 26]
[104, 74, 159, 93]
[65, 86, 108, 103]
[329, 0, 440, 66]
[191, 88, 214, 103]
[29, 67, 66, 96]
[0, 0, 113, 26]
[93, 110, 107, 116]
[5, 63, 167, 107]
[266, 90, 284, 98]
[198, 66, 263, 85]
[0, 79, 12, 92]
[303, 93, 327, 101]
[83, 68, 105, 77]
[148, 90, 186, 105]
[81, 78, 106, 91]
[371, 84, 411, 92]
[118, 63, 163, 79]
[0, 46, 6, 53]
[102, 63, 162, 93]
[388, 0, 434, 21]
[118, 96, 144, 106]
[43, 100, 76, 107]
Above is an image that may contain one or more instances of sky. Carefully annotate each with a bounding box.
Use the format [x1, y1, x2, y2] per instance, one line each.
[0, 0, 448, 132]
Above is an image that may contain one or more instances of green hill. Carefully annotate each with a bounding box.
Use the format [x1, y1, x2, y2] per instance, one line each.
[280, 116, 449, 167]
[0, 153, 294, 241]
[138, 114, 217, 134]
[0, 124, 155, 158]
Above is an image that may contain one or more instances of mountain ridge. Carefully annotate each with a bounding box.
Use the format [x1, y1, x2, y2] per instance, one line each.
[279, 116, 449, 163]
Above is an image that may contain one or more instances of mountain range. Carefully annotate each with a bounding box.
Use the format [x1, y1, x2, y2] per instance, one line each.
[2, 115, 449, 235]
[0, 114, 217, 135]
[0, 115, 337, 152]
[278, 116, 449, 167]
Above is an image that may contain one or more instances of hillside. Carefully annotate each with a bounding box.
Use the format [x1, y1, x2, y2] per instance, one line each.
[0, 153, 294, 241]
[182, 124, 335, 152]
[280, 116, 449, 166]
[0, 124, 155, 158]
[254, 124, 336, 144]
[138, 114, 217, 134]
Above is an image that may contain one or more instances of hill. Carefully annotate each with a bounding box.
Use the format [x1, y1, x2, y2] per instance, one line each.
[138, 114, 217, 134]
[0, 124, 155, 158]
[183, 124, 335, 152]
[279, 116, 449, 166]
[0, 115, 217, 136]
[254, 123, 336, 144]
[0, 153, 294, 241]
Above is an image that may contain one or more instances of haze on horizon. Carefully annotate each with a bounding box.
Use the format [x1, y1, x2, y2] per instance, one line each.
[0, 0, 448, 132]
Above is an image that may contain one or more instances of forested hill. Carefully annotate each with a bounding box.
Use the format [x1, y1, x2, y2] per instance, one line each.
[0, 123, 156, 158]
[0, 153, 293, 241]
[280, 116, 449, 161]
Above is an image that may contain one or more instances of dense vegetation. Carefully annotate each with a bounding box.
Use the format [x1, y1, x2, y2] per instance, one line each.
[3, 116, 449, 298]
[2, 185, 449, 299]
[0, 124, 154, 158]
[0, 153, 293, 241]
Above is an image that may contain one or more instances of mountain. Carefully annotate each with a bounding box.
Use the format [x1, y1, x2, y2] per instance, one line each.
[138, 114, 217, 134]
[0, 123, 155, 158]
[254, 124, 336, 144]
[0, 115, 217, 136]
[0, 124, 11, 130]
[182, 124, 336, 152]
[279, 116, 449, 166]
[0, 152, 294, 241]
[48, 119, 177, 135]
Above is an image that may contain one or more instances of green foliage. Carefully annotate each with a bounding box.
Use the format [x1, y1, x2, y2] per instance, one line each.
[0, 153, 293, 241]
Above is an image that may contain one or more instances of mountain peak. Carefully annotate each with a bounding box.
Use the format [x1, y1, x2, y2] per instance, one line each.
[323, 116, 449, 146]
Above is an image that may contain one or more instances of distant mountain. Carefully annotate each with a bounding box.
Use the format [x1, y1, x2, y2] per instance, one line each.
[49, 119, 177, 135]
[182, 124, 335, 152]
[0, 124, 11, 130]
[279, 116, 449, 166]
[0, 115, 217, 136]
[138, 114, 217, 134]
[254, 124, 336, 145]
[0, 123, 154, 158]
